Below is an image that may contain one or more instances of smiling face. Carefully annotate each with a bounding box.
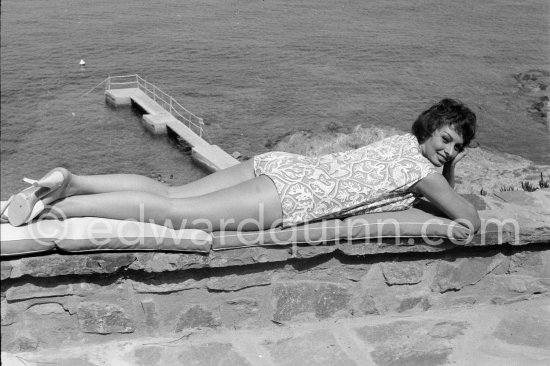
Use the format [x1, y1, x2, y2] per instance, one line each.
[419, 125, 465, 167]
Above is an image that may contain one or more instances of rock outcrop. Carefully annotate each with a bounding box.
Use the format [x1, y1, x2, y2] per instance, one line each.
[515, 69, 550, 127]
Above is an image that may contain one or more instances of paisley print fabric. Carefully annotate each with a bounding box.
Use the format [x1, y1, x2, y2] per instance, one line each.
[254, 133, 438, 227]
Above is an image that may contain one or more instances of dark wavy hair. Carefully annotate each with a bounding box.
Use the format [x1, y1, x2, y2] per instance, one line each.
[411, 98, 477, 148]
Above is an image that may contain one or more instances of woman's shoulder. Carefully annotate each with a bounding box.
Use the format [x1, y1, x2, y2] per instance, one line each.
[392, 132, 417, 144]
[336, 132, 424, 163]
[370, 132, 416, 145]
[347, 133, 414, 155]
[390, 133, 438, 170]
[371, 132, 420, 152]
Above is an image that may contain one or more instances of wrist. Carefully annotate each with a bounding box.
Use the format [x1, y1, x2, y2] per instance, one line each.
[443, 162, 455, 171]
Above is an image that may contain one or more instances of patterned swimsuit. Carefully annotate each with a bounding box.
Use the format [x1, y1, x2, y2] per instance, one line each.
[253, 133, 438, 227]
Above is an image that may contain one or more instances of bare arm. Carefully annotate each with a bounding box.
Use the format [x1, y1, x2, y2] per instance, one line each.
[442, 150, 467, 188]
[442, 164, 456, 188]
[412, 173, 481, 232]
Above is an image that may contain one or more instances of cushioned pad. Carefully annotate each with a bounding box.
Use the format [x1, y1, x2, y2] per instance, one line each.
[0, 221, 59, 256]
[212, 219, 342, 250]
[341, 208, 472, 241]
[1, 205, 472, 256]
[1, 218, 212, 256]
[212, 208, 472, 250]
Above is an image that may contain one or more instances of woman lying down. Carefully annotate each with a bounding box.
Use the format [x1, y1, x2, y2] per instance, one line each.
[2, 98, 480, 234]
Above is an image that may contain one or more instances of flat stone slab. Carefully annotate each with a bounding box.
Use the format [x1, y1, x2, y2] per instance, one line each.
[3, 296, 549, 366]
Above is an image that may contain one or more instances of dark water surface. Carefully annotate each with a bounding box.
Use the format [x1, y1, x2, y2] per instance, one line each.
[2, 0, 549, 198]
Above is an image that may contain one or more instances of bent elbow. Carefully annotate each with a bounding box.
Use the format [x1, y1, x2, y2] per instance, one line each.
[456, 207, 481, 233]
[463, 200, 481, 233]
[464, 210, 481, 233]
[471, 215, 481, 233]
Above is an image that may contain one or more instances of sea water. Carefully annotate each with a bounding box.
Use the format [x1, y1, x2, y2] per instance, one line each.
[1, 0, 549, 198]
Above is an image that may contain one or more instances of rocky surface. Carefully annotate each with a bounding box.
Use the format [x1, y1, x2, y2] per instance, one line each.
[2, 296, 549, 366]
[515, 70, 550, 93]
[514, 69, 550, 128]
[1, 229, 549, 356]
[454, 147, 550, 195]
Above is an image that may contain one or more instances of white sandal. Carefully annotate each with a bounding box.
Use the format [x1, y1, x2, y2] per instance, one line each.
[8, 168, 68, 226]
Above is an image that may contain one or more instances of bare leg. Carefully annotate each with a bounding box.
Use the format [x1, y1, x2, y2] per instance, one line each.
[50, 160, 255, 202]
[48, 176, 282, 231]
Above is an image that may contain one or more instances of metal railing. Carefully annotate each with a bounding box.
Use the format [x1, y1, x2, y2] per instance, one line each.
[106, 74, 206, 138]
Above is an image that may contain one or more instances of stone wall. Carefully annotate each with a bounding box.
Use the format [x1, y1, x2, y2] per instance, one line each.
[1, 190, 549, 354]
[2, 240, 549, 353]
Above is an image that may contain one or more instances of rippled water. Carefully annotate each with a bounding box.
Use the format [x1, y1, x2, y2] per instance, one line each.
[1, 0, 549, 198]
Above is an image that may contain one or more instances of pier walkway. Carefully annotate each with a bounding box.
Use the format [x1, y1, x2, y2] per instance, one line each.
[104, 75, 239, 172]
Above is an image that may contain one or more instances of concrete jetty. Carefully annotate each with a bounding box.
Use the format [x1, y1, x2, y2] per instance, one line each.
[104, 75, 239, 172]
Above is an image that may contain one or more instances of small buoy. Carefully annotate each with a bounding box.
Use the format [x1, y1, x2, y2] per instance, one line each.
[79, 59, 86, 67]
